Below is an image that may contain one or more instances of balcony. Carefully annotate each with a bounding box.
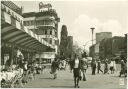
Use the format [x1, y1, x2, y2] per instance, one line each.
[39, 35, 58, 40]
[37, 24, 56, 29]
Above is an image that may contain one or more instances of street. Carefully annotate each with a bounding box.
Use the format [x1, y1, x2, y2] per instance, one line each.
[24, 65, 127, 88]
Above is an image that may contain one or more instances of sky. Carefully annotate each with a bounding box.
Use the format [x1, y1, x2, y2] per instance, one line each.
[13, 0, 128, 51]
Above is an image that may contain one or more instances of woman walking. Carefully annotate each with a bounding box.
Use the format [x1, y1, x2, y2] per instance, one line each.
[109, 59, 116, 74]
[71, 54, 82, 88]
[81, 53, 88, 81]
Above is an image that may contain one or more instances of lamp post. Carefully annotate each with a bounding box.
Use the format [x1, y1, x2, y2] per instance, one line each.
[90, 27, 95, 60]
[90, 27, 95, 46]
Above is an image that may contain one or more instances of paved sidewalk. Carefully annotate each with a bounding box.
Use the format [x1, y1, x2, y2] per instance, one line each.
[24, 66, 127, 88]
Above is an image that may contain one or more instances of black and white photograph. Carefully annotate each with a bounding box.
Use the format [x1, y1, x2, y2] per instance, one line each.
[0, 0, 128, 88]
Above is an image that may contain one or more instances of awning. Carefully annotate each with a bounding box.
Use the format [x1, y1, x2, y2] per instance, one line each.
[1, 10, 55, 52]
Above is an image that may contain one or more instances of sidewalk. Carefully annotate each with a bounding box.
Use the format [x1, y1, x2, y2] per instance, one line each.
[24, 66, 127, 88]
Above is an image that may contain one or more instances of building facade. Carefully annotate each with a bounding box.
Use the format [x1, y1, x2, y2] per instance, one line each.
[1, 1, 54, 66]
[99, 36, 126, 62]
[96, 32, 112, 43]
[89, 43, 99, 59]
[89, 32, 112, 59]
[22, 3, 60, 63]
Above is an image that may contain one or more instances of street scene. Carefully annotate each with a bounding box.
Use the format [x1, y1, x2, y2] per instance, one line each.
[1, 0, 128, 89]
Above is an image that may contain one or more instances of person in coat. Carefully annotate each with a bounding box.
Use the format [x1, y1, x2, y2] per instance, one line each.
[70, 54, 82, 88]
[51, 58, 59, 79]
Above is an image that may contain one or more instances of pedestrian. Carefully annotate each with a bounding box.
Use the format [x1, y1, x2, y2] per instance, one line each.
[71, 54, 82, 88]
[119, 60, 126, 77]
[97, 59, 103, 74]
[61, 60, 66, 70]
[109, 59, 116, 74]
[81, 53, 88, 81]
[69, 59, 73, 73]
[50, 58, 59, 79]
[104, 59, 109, 74]
[91, 59, 96, 75]
[22, 61, 28, 84]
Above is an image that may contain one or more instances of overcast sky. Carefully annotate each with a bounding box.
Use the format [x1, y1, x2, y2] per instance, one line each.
[14, 0, 128, 51]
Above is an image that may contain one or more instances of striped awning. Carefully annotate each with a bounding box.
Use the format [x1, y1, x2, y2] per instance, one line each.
[1, 9, 55, 52]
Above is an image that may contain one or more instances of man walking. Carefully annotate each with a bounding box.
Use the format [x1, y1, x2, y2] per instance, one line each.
[91, 59, 96, 75]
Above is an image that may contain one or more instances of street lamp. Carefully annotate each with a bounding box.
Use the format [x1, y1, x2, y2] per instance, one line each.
[90, 27, 95, 60]
[90, 27, 95, 45]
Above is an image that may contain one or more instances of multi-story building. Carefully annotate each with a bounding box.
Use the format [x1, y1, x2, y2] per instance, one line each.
[22, 3, 60, 64]
[1, 1, 54, 66]
[99, 36, 125, 62]
[89, 32, 112, 59]
[96, 32, 112, 43]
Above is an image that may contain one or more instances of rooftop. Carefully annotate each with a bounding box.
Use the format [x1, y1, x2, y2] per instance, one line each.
[22, 9, 59, 19]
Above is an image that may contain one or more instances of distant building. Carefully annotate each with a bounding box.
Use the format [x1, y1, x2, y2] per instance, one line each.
[124, 34, 127, 58]
[66, 36, 73, 58]
[22, 3, 60, 64]
[99, 36, 125, 62]
[89, 45, 95, 58]
[96, 32, 112, 43]
[89, 32, 112, 59]
[89, 43, 99, 59]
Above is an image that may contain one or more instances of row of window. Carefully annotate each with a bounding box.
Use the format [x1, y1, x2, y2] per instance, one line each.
[36, 29, 56, 36]
[24, 20, 55, 27]
[1, 4, 23, 24]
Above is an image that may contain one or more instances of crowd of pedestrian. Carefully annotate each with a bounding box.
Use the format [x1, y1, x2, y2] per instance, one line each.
[2, 52, 126, 88]
[49, 52, 127, 88]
